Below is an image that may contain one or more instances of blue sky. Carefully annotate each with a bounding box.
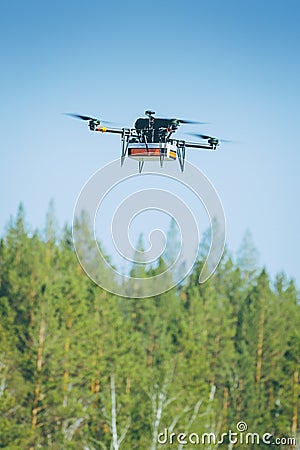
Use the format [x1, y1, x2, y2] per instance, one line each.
[1, 0, 300, 282]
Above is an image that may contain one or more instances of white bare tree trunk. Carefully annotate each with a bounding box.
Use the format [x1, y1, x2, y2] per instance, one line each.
[151, 388, 166, 450]
[111, 375, 119, 450]
[109, 374, 130, 450]
[150, 371, 176, 450]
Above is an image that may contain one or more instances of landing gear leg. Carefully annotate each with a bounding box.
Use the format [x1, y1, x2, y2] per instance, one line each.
[177, 143, 186, 172]
[121, 129, 130, 166]
[138, 160, 145, 173]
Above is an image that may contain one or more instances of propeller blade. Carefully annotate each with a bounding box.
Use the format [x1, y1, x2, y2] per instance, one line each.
[158, 114, 207, 125]
[189, 133, 231, 143]
[64, 113, 96, 121]
[64, 113, 117, 125]
[195, 133, 212, 140]
[177, 119, 207, 125]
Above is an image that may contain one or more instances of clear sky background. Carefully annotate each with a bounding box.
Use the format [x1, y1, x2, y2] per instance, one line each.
[1, 0, 300, 283]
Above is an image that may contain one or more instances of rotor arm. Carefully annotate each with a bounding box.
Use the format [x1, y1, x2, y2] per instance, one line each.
[180, 142, 219, 150]
[92, 125, 126, 135]
[171, 139, 218, 150]
[185, 141, 217, 150]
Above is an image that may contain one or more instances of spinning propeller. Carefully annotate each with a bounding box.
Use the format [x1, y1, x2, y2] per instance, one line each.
[145, 110, 206, 126]
[190, 133, 231, 143]
[64, 113, 115, 125]
[170, 118, 206, 125]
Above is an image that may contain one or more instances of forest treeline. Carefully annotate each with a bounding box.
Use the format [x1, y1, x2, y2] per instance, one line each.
[0, 205, 299, 449]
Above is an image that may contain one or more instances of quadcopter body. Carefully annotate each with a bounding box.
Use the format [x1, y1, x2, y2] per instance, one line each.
[67, 110, 222, 172]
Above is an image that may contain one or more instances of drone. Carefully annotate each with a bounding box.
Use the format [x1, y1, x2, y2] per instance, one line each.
[66, 110, 224, 172]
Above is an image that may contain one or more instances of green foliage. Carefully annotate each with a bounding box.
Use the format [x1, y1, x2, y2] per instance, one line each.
[0, 209, 299, 449]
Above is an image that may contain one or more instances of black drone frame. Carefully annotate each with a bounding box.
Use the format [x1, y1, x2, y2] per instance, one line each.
[67, 110, 220, 172]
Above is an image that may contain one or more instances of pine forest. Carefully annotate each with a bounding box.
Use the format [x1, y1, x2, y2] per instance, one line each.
[0, 204, 299, 450]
